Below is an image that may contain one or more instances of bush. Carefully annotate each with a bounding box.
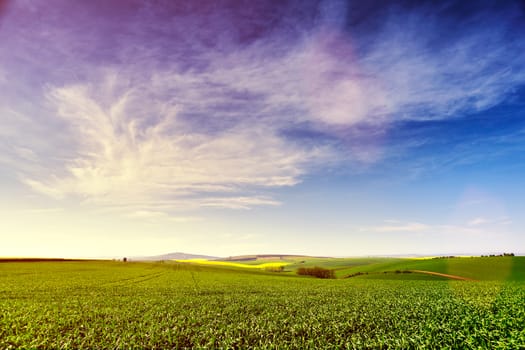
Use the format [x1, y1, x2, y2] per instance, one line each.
[345, 272, 368, 278]
[297, 267, 335, 279]
[265, 266, 284, 273]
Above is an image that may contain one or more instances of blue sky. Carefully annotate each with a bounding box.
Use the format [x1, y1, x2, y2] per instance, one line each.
[1, 0, 524, 258]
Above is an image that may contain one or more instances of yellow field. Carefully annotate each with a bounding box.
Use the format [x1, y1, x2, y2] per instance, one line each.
[175, 259, 289, 269]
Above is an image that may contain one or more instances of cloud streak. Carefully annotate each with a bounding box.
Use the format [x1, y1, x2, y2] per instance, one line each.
[362, 216, 513, 236]
[20, 78, 325, 210]
[2, 0, 525, 214]
[364, 221, 430, 233]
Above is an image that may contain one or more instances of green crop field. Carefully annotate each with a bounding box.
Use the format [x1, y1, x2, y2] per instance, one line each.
[335, 256, 525, 281]
[1, 258, 524, 349]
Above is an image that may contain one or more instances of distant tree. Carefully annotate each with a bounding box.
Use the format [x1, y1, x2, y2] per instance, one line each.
[265, 266, 284, 273]
[345, 272, 368, 278]
[123, 257, 127, 262]
[297, 267, 335, 279]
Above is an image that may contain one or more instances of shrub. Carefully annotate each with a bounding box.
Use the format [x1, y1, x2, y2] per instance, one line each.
[345, 272, 368, 278]
[297, 267, 335, 279]
[265, 266, 284, 273]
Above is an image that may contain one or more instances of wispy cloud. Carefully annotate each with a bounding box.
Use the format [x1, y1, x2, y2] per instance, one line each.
[9, 207, 65, 215]
[19, 78, 324, 211]
[467, 217, 489, 226]
[199, 196, 281, 210]
[467, 216, 512, 227]
[125, 210, 201, 223]
[363, 221, 430, 233]
[363, 4, 525, 120]
[3, 1, 525, 214]
[362, 216, 513, 235]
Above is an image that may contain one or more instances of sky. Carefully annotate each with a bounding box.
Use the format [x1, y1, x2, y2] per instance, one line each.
[1, 0, 524, 258]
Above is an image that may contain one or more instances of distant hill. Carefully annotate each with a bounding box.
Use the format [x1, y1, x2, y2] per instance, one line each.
[132, 252, 220, 261]
[219, 254, 324, 261]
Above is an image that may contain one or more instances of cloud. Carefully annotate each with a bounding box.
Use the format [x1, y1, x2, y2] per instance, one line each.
[9, 207, 65, 215]
[4, 1, 525, 212]
[199, 196, 281, 210]
[364, 221, 430, 233]
[125, 210, 201, 223]
[362, 215, 513, 236]
[126, 210, 168, 219]
[467, 216, 513, 227]
[362, 6, 525, 120]
[22, 178, 65, 200]
[467, 217, 489, 226]
[436, 224, 484, 236]
[18, 75, 327, 211]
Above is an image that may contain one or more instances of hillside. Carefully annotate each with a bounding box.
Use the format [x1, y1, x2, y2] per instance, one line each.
[132, 252, 220, 261]
[218, 254, 317, 262]
[178, 255, 525, 281]
[337, 256, 525, 281]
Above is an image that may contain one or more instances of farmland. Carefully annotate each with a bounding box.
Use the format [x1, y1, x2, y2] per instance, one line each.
[0, 258, 524, 349]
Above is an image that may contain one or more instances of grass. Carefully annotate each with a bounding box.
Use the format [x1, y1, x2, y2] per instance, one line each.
[0, 259, 524, 348]
[350, 271, 451, 281]
[284, 257, 401, 271]
[181, 256, 525, 281]
[336, 256, 525, 281]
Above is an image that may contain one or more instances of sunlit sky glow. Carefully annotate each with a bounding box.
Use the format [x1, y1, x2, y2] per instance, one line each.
[1, 0, 524, 258]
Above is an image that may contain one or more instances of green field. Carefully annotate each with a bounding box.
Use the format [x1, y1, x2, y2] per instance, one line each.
[1, 258, 524, 349]
[181, 255, 525, 281]
[334, 256, 525, 281]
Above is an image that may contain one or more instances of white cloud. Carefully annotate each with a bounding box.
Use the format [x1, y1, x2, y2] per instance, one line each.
[6, 1, 525, 214]
[167, 216, 202, 223]
[22, 178, 65, 200]
[125, 210, 201, 223]
[200, 196, 281, 210]
[436, 225, 484, 236]
[497, 217, 513, 226]
[364, 221, 430, 233]
[126, 210, 168, 219]
[10, 207, 65, 215]
[19, 76, 326, 211]
[360, 9, 525, 122]
[362, 216, 513, 236]
[467, 217, 489, 226]
[466, 216, 513, 227]
[204, 9, 525, 129]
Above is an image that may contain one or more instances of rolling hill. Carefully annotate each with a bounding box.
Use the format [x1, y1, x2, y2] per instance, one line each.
[132, 252, 220, 261]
